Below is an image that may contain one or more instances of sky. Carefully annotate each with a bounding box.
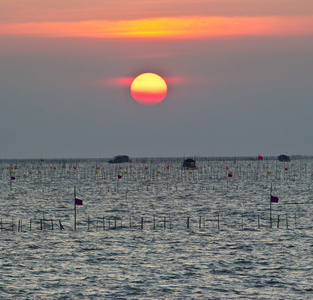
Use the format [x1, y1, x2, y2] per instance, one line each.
[1, 0, 313, 159]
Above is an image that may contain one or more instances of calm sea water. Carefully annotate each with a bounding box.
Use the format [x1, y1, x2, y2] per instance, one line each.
[1, 158, 313, 299]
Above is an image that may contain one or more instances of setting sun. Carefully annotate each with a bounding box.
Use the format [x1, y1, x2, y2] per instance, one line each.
[130, 73, 167, 105]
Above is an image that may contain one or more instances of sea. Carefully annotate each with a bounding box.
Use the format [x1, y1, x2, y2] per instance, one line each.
[1, 157, 313, 299]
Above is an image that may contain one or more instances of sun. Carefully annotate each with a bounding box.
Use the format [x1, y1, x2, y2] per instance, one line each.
[130, 73, 167, 106]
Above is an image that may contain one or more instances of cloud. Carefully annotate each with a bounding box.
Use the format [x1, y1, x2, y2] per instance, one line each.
[1, 16, 312, 39]
[105, 77, 134, 87]
[1, 0, 312, 23]
[99, 76, 186, 88]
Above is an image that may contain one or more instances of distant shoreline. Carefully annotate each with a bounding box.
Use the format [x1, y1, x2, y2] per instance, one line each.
[1, 155, 312, 162]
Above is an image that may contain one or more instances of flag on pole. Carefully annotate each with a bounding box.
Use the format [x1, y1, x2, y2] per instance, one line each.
[271, 195, 279, 203]
[228, 173, 233, 177]
[258, 155, 263, 160]
[11, 176, 15, 180]
[118, 175, 122, 179]
[75, 198, 83, 205]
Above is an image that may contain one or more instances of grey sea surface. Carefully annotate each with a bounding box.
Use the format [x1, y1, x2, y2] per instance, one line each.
[1, 158, 313, 299]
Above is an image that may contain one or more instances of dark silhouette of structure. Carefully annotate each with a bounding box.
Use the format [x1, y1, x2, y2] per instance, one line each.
[278, 154, 290, 162]
[109, 155, 132, 163]
[182, 158, 196, 169]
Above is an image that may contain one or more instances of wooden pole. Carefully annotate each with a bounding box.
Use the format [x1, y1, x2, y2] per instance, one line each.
[74, 186, 77, 230]
[270, 183, 272, 228]
[241, 213, 244, 230]
[59, 220, 64, 230]
[277, 215, 280, 228]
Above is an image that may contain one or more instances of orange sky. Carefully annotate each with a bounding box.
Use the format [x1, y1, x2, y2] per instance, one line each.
[1, 0, 312, 23]
[1, 16, 313, 39]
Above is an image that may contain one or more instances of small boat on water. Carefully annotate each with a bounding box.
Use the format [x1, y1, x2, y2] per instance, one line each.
[108, 155, 132, 164]
[182, 158, 196, 169]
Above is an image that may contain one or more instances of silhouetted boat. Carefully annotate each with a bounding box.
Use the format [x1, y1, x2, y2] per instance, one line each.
[108, 155, 132, 163]
[182, 158, 196, 169]
[278, 154, 290, 162]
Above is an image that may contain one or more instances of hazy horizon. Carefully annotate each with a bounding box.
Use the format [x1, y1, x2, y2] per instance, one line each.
[1, 1, 312, 159]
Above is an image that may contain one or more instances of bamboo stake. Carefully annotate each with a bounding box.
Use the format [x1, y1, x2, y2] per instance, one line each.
[270, 183, 272, 228]
[74, 186, 77, 230]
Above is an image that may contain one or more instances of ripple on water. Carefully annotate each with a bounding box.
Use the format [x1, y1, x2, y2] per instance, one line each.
[1, 159, 313, 299]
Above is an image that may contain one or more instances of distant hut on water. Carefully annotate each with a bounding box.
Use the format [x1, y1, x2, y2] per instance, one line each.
[278, 154, 290, 162]
[109, 155, 132, 163]
[182, 158, 196, 169]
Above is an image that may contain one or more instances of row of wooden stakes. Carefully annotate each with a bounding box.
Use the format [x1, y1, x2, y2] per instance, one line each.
[0, 213, 298, 232]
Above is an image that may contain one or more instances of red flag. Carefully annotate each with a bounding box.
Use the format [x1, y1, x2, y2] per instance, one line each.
[258, 155, 263, 160]
[75, 198, 83, 205]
